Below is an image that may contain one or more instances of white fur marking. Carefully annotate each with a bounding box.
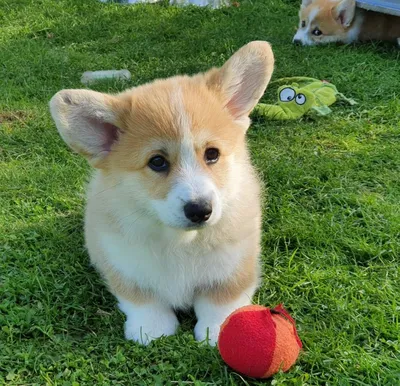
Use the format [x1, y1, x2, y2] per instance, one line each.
[103, 231, 250, 308]
[308, 7, 319, 24]
[293, 28, 313, 45]
[151, 85, 222, 229]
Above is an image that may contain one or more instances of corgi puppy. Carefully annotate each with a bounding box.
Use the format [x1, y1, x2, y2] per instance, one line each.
[294, 0, 400, 46]
[49, 41, 274, 346]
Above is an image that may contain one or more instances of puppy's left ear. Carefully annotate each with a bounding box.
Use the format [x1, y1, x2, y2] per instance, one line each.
[332, 0, 356, 27]
[206, 41, 274, 129]
[49, 89, 127, 168]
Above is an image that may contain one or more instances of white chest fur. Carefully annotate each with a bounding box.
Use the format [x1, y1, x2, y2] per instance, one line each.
[99, 228, 247, 309]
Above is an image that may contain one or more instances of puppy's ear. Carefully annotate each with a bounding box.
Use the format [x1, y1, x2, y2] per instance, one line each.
[206, 41, 274, 129]
[49, 89, 126, 168]
[332, 0, 356, 27]
[301, 0, 313, 8]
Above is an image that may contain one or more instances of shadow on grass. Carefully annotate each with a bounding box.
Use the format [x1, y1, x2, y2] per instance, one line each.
[2, 207, 202, 343]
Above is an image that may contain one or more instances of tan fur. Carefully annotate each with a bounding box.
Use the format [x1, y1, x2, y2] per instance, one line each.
[106, 264, 153, 305]
[359, 10, 400, 42]
[305, 0, 351, 38]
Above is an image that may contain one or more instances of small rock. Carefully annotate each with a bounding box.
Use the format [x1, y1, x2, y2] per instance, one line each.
[81, 69, 131, 85]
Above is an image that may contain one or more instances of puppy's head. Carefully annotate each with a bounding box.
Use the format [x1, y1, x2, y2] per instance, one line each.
[50, 41, 274, 230]
[293, 0, 356, 45]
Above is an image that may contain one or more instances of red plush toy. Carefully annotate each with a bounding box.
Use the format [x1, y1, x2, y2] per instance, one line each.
[218, 304, 302, 379]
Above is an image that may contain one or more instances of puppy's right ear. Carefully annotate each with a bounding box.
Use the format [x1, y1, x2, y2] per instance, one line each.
[301, 0, 313, 8]
[332, 0, 356, 27]
[205, 41, 274, 130]
[49, 89, 125, 168]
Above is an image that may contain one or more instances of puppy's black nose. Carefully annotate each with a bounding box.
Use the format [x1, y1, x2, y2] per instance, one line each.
[184, 200, 212, 224]
[293, 38, 302, 45]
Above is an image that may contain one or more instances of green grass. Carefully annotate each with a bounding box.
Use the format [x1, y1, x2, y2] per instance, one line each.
[1, 0, 399, 384]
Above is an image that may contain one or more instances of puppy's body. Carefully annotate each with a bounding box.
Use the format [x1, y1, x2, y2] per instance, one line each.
[50, 42, 274, 345]
[294, 0, 400, 46]
[357, 9, 400, 42]
[86, 158, 261, 309]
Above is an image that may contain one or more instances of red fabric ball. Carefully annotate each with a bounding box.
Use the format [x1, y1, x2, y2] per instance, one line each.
[218, 304, 302, 378]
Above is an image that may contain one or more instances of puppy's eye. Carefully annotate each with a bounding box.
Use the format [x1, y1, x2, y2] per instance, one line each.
[148, 155, 169, 172]
[301, 20, 306, 28]
[312, 28, 322, 36]
[204, 148, 219, 164]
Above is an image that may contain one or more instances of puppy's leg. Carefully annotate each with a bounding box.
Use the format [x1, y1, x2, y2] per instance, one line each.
[89, 247, 179, 345]
[104, 267, 179, 345]
[118, 297, 179, 345]
[194, 285, 257, 345]
[194, 254, 259, 345]
[397, 38, 400, 48]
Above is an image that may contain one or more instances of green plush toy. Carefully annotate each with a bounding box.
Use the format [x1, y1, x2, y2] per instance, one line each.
[252, 77, 356, 120]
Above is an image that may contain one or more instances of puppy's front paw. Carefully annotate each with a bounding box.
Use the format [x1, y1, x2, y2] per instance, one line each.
[194, 320, 221, 345]
[124, 314, 179, 345]
[118, 299, 179, 345]
[193, 289, 256, 346]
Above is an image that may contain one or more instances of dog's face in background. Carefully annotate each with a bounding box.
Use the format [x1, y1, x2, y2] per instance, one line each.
[293, 0, 357, 45]
[50, 42, 273, 231]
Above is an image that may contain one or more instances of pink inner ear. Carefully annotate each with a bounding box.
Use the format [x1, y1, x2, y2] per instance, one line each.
[223, 64, 262, 120]
[86, 117, 120, 154]
[339, 10, 346, 25]
[102, 122, 119, 152]
[226, 97, 242, 119]
[226, 92, 254, 120]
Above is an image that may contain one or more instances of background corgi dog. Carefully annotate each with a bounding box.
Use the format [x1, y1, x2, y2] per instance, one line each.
[49, 41, 274, 346]
[294, 0, 400, 46]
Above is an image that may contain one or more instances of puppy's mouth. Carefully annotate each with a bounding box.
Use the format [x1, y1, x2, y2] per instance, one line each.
[183, 221, 209, 230]
[165, 217, 214, 231]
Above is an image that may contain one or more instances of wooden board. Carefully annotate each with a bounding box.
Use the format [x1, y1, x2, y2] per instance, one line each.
[356, 0, 400, 17]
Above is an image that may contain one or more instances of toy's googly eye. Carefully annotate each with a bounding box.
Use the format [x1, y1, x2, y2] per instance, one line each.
[295, 93, 306, 105]
[279, 87, 296, 102]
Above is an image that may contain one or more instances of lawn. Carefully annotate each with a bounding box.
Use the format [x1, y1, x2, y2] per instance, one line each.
[1, 0, 399, 384]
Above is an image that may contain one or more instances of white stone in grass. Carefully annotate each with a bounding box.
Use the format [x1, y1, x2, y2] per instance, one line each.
[99, 0, 230, 7]
[170, 0, 230, 7]
[81, 70, 131, 85]
[99, 0, 161, 3]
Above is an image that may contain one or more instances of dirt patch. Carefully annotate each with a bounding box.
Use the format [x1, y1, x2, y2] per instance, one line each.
[0, 111, 29, 124]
